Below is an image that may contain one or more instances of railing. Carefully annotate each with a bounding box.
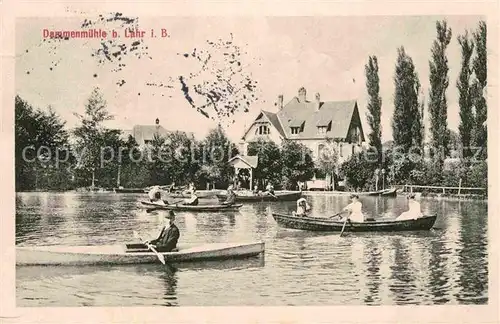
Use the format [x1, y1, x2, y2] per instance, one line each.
[399, 183, 486, 195]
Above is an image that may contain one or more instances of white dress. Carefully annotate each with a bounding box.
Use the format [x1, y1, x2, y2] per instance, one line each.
[344, 201, 364, 222]
[396, 200, 423, 220]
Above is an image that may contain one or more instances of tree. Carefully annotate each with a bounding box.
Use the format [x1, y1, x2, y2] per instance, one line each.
[15, 96, 71, 191]
[391, 47, 422, 181]
[73, 87, 114, 188]
[161, 131, 200, 185]
[280, 141, 315, 189]
[316, 138, 339, 187]
[247, 140, 282, 187]
[457, 30, 475, 159]
[428, 20, 452, 163]
[472, 21, 487, 159]
[365, 55, 382, 163]
[339, 151, 377, 191]
[200, 125, 238, 188]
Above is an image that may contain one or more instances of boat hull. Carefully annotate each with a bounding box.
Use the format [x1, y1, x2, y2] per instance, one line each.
[365, 188, 397, 197]
[17, 241, 265, 266]
[272, 213, 437, 232]
[216, 191, 302, 202]
[141, 201, 243, 212]
[114, 188, 146, 193]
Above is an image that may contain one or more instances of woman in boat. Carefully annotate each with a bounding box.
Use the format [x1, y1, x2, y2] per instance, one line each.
[396, 193, 423, 220]
[183, 188, 199, 206]
[294, 197, 311, 216]
[222, 185, 236, 205]
[340, 194, 365, 222]
[148, 185, 165, 205]
[149, 211, 180, 252]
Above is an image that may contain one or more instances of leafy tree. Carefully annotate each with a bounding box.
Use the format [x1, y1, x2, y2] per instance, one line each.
[339, 151, 377, 191]
[247, 139, 282, 187]
[15, 96, 72, 191]
[472, 21, 487, 158]
[316, 138, 339, 187]
[280, 141, 315, 189]
[365, 55, 382, 163]
[457, 30, 475, 159]
[161, 131, 200, 185]
[391, 47, 422, 181]
[428, 20, 452, 163]
[200, 125, 238, 188]
[72, 87, 114, 188]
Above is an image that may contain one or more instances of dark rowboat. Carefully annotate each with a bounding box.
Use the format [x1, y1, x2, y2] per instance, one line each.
[17, 241, 265, 266]
[141, 201, 243, 212]
[114, 188, 147, 193]
[216, 191, 302, 202]
[272, 213, 437, 232]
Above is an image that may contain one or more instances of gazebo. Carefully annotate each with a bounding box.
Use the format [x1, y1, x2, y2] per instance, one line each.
[228, 155, 259, 189]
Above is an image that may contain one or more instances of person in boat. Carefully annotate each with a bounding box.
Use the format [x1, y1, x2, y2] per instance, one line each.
[222, 185, 236, 205]
[148, 185, 165, 205]
[183, 188, 199, 206]
[396, 193, 423, 220]
[293, 197, 311, 216]
[253, 183, 261, 195]
[265, 182, 275, 196]
[339, 194, 365, 222]
[148, 211, 180, 252]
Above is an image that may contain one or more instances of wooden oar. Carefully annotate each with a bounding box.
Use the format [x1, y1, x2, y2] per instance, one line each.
[133, 231, 166, 265]
[339, 216, 349, 237]
[329, 211, 344, 219]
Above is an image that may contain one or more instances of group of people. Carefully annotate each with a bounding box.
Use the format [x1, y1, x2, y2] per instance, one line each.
[148, 183, 199, 206]
[294, 193, 424, 222]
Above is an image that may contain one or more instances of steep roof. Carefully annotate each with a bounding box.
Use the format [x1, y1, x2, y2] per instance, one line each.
[277, 98, 358, 140]
[228, 155, 259, 168]
[132, 125, 170, 141]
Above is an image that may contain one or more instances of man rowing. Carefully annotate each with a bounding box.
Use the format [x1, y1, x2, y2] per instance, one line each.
[147, 211, 180, 252]
[338, 194, 365, 222]
[222, 185, 236, 205]
[396, 193, 423, 220]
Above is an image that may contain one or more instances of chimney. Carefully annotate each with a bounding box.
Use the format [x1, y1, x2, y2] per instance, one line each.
[315, 93, 321, 111]
[277, 95, 283, 110]
[298, 87, 307, 103]
[155, 118, 160, 125]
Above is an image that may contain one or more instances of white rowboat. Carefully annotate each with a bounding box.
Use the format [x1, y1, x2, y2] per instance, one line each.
[17, 241, 265, 266]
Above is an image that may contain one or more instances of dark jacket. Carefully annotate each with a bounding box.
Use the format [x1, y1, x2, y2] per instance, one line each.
[151, 224, 180, 252]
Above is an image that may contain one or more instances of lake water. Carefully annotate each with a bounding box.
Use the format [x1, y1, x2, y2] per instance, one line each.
[15, 192, 488, 306]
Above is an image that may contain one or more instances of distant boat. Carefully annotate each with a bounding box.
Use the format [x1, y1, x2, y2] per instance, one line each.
[114, 188, 146, 193]
[216, 191, 302, 202]
[363, 188, 397, 197]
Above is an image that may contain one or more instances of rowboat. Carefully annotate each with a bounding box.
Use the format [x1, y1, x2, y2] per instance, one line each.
[364, 188, 397, 197]
[141, 201, 243, 212]
[114, 188, 147, 193]
[272, 213, 437, 232]
[216, 191, 302, 202]
[16, 241, 265, 266]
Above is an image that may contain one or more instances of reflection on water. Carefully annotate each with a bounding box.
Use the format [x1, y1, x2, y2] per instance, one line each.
[16, 192, 488, 306]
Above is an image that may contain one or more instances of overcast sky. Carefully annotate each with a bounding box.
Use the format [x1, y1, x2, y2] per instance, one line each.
[16, 15, 484, 143]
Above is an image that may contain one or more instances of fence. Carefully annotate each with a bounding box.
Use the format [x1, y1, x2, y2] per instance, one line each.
[397, 181, 486, 196]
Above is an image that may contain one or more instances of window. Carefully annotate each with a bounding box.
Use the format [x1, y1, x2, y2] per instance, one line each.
[144, 140, 152, 145]
[317, 126, 327, 134]
[255, 125, 270, 135]
[291, 127, 300, 135]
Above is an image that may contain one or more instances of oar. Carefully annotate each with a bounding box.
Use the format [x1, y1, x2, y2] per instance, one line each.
[329, 211, 344, 219]
[339, 216, 349, 237]
[133, 231, 166, 265]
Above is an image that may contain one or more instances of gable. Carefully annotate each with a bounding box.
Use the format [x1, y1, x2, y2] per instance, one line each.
[277, 99, 359, 140]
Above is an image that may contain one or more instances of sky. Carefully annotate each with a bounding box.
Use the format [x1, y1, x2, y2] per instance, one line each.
[15, 15, 485, 143]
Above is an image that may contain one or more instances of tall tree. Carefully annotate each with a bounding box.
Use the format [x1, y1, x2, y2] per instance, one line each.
[280, 140, 315, 190]
[457, 30, 475, 159]
[392, 47, 422, 152]
[247, 139, 282, 187]
[428, 20, 452, 163]
[472, 21, 487, 158]
[73, 87, 114, 188]
[365, 55, 383, 164]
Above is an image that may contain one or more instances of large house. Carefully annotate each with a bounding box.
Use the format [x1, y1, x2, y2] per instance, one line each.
[240, 87, 365, 164]
[120, 118, 170, 146]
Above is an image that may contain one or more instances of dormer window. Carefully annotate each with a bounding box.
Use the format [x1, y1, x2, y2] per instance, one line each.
[317, 126, 328, 134]
[291, 127, 301, 135]
[255, 124, 270, 135]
